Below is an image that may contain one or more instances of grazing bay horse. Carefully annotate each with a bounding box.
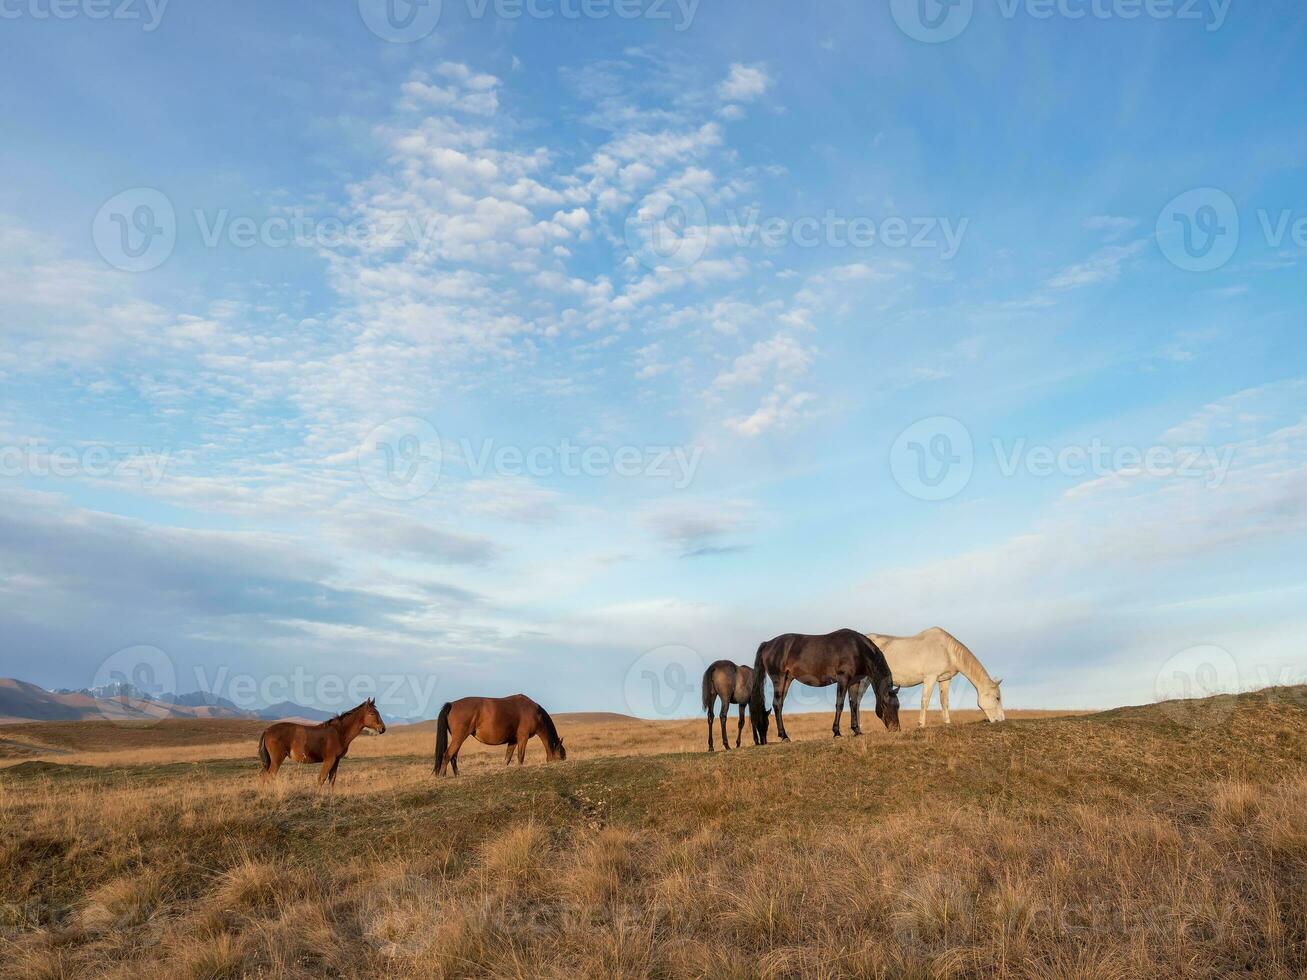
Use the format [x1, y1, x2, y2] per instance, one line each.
[857, 627, 1006, 727]
[701, 660, 763, 751]
[749, 629, 901, 743]
[257, 698, 386, 787]
[433, 694, 566, 776]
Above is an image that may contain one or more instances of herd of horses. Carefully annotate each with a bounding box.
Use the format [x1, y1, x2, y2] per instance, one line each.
[256, 627, 1005, 786]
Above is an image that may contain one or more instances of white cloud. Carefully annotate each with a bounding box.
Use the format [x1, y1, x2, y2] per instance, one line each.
[718, 63, 772, 103]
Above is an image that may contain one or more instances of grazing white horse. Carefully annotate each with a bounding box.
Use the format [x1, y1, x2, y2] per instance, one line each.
[858, 628, 1005, 726]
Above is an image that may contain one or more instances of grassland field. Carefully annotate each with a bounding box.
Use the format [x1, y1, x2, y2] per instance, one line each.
[2, 691, 1305, 978]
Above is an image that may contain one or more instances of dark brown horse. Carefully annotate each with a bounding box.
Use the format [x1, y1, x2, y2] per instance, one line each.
[433, 694, 566, 776]
[701, 660, 764, 751]
[748, 629, 900, 743]
[257, 698, 386, 787]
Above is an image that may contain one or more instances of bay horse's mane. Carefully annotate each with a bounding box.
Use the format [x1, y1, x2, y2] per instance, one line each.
[319, 700, 369, 727]
[536, 705, 563, 753]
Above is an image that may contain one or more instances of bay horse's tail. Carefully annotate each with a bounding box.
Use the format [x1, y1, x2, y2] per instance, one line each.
[257, 731, 271, 771]
[433, 702, 452, 773]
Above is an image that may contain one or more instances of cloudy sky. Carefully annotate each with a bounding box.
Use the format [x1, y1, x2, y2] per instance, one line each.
[1, 0, 1304, 719]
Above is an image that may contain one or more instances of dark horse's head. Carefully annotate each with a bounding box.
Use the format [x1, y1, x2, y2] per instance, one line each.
[874, 678, 902, 732]
[361, 697, 387, 734]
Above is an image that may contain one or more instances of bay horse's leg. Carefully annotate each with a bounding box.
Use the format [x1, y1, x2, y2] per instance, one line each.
[516, 737, 528, 765]
[444, 729, 471, 776]
[706, 694, 715, 752]
[719, 699, 730, 751]
[736, 703, 746, 748]
[773, 673, 792, 742]
[327, 755, 342, 790]
[938, 676, 952, 724]
[920, 677, 936, 728]
[833, 681, 847, 738]
[504, 741, 516, 765]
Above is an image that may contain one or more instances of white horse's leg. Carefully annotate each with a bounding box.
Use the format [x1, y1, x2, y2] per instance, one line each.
[919, 678, 935, 728]
[938, 676, 952, 724]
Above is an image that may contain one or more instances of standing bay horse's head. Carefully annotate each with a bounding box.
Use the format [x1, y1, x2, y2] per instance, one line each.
[874, 680, 902, 731]
[361, 697, 387, 734]
[977, 680, 1005, 722]
[548, 737, 567, 761]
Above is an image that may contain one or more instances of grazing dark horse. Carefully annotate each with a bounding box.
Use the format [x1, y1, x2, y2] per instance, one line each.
[701, 660, 763, 751]
[749, 629, 901, 743]
[258, 698, 386, 787]
[433, 694, 566, 776]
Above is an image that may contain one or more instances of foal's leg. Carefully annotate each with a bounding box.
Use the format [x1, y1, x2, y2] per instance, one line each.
[919, 677, 936, 728]
[327, 755, 342, 789]
[318, 757, 336, 787]
[736, 703, 746, 748]
[938, 677, 952, 725]
[833, 681, 847, 738]
[719, 700, 730, 751]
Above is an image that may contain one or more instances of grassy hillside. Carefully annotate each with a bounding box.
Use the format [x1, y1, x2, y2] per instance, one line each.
[1, 691, 1305, 978]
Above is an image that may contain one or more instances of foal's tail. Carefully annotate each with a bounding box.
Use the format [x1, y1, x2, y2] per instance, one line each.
[433, 702, 452, 773]
[701, 666, 714, 713]
[257, 731, 271, 772]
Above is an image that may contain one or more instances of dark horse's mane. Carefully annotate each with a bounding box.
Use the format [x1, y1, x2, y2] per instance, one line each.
[536, 705, 563, 752]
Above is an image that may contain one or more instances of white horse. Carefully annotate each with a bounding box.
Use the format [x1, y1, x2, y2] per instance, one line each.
[857, 627, 1005, 726]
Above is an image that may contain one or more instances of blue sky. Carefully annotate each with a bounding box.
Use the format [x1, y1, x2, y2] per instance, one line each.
[0, 0, 1304, 719]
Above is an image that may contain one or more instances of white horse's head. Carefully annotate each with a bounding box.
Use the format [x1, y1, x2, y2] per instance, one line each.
[978, 679, 1005, 722]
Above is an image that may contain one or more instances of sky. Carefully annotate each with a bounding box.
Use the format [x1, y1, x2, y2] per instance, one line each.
[0, 0, 1304, 721]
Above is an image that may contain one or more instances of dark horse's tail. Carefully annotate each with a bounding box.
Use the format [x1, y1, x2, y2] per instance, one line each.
[257, 731, 270, 771]
[748, 640, 772, 739]
[433, 701, 452, 773]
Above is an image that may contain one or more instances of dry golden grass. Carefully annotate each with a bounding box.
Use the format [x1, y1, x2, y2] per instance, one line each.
[2, 691, 1305, 978]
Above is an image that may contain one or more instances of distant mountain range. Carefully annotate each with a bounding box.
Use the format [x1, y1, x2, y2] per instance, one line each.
[0, 678, 337, 724]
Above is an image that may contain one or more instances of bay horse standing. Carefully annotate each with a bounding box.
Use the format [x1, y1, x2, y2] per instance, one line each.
[701, 660, 763, 751]
[257, 698, 386, 788]
[433, 694, 566, 776]
[749, 629, 901, 743]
